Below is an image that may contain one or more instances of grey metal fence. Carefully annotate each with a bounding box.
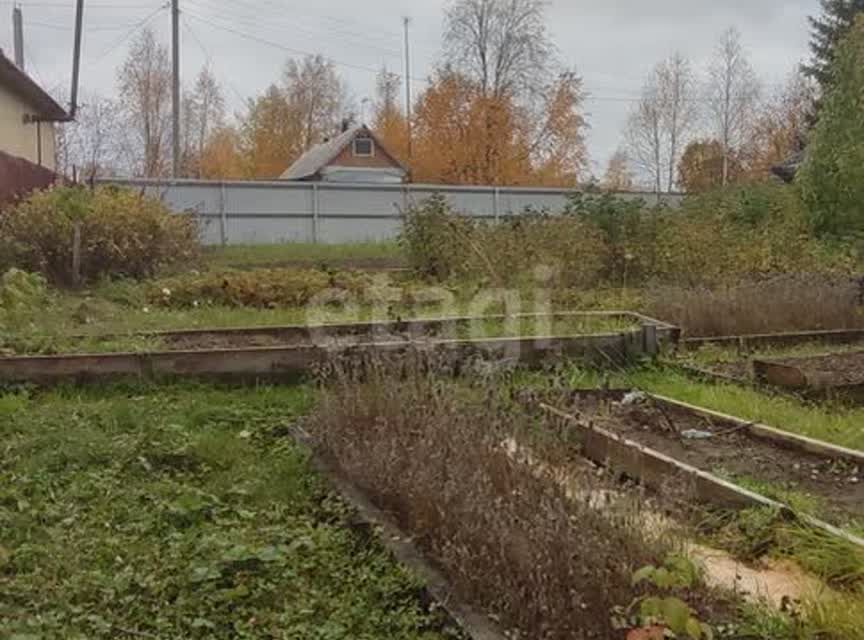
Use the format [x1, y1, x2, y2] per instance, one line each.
[101, 178, 684, 246]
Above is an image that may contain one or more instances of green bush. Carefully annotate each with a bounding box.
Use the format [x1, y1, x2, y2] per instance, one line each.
[399, 194, 475, 280]
[798, 16, 864, 238]
[399, 188, 854, 290]
[400, 195, 609, 288]
[0, 186, 200, 285]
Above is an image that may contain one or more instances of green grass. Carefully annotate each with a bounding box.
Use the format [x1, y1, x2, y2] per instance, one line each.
[203, 242, 405, 270]
[3, 275, 639, 355]
[595, 367, 864, 452]
[0, 383, 457, 639]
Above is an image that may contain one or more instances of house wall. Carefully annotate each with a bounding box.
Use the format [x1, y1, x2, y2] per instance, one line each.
[0, 83, 56, 170]
[330, 141, 402, 169]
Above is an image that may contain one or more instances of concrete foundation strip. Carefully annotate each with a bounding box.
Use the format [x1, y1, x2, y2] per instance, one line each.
[539, 402, 864, 550]
[289, 425, 509, 640]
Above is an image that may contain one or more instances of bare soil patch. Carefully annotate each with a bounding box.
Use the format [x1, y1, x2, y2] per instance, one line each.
[758, 351, 864, 387]
[559, 391, 864, 527]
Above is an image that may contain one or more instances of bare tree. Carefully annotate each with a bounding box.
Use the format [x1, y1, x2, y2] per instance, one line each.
[282, 55, 350, 150]
[443, 0, 554, 99]
[54, 89, 122, 179]
[117, 28, 172, 177]
[658, 53, 697, 191]
[183, 66, 226, 177]
[626, 77, 664, 194]
[602, 148, 635, 191]
[374, 65, 402, 119]
[706, 27, 761, 185]
[625, 53, 697, 194]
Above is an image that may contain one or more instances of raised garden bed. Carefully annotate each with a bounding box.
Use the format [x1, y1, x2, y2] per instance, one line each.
[544, 390, 864, 543]
[0, 313, 677, 385]
[677, 338, 864, 402]
[26, 311, 662, 354]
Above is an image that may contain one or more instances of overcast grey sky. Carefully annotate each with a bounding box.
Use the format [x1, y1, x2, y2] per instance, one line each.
[1, 0, 817, 176]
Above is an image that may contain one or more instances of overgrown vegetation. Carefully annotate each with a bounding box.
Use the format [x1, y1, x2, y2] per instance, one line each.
[647, 274, 864, 337]
[400, 187, 855, 295]
[0, 383, 457, 639]
[0, 186, 200, 285]
[311, 358, 735, 639]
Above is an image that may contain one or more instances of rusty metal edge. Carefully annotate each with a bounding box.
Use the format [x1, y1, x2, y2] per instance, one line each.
[289, 424, 509, 640]
[539, 403, 864, 550]
[648, 392, 864, 466]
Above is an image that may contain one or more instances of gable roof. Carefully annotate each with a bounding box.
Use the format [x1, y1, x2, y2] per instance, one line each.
[0, 50, 67, 121]
[279, 124, 407, 180]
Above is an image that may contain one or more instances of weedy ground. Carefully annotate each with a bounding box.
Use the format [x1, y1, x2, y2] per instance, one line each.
[0, 383, 459, 640]
[203, 242, 406, 271]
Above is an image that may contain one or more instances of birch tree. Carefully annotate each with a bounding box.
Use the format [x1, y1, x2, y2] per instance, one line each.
[117, 28, 172, 177]
[626, 53, 696, 193]
[706, 28, 761, 186]
[658, 53, 697, 191]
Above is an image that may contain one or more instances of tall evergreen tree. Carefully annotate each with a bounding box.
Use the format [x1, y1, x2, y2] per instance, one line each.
[804, 0, 864, 90]
[798, 17, 864, 237]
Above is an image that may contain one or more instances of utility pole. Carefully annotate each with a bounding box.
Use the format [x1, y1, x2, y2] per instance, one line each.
[12, 5, 24, 70]
[403, 16, 413, 161]
[172, 0, 181, 178]
[69, 0, 84, 119]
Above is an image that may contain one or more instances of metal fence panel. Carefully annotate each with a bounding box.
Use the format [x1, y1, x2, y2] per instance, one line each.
[101, 178, 683, 246]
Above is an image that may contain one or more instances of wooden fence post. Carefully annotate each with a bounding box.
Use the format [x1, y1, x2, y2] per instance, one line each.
[71, 222, 82, 287]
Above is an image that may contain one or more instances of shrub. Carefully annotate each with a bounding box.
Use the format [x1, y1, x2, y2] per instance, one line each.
[400, 195, 609, 288]
[399, 194, 476, 280]
[400, 187, 859, 292]
[798, 16, 864, 238]
[0, 186, 200, 285]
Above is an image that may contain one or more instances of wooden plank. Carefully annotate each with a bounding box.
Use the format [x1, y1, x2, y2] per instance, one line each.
[648, 393, 864, 466]
[540, 403, 864, 550]
[290, 426, 509, 640]
[684, 328, 864, 351]
[56, 311, 679, 350]
[0, 333, 637, 385]
[752, 360, 809, 389]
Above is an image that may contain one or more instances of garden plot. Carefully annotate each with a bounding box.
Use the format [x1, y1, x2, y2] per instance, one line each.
[312, 366, 864, 638]
[0, 313, 671, 385]
[550, 390, 864, 534]
[680, 339, 864, 402]
[38, 312, 644, 354]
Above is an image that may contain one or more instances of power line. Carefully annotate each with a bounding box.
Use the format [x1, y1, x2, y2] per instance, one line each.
[183, 0, 404, 59]
[26, 20, 147, 32]
[184, 9, 430, 84]
[86, 3, 168, 67]
[0, 1, 157, 7]
[182, 17, 247, 107]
